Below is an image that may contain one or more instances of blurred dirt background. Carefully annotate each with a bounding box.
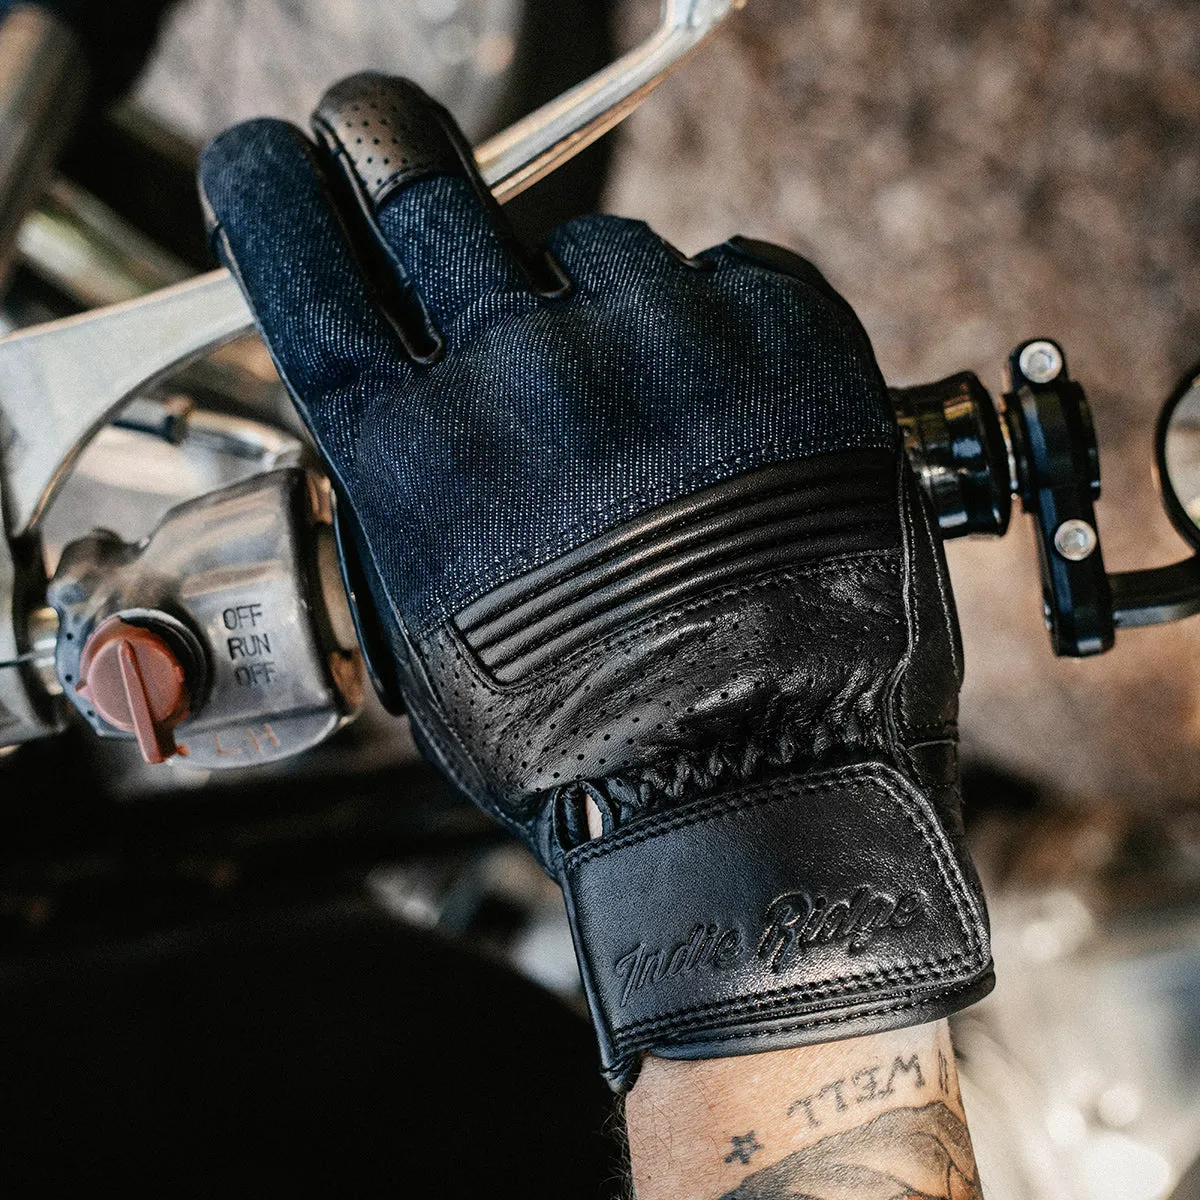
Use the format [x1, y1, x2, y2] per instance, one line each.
[607, 0, 1200, 811]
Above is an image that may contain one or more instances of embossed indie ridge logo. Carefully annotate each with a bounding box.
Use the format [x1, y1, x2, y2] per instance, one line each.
[613, 887, 925, 1005]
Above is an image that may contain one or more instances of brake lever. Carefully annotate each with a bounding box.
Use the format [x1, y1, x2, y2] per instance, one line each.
[0, 0, 748, 539]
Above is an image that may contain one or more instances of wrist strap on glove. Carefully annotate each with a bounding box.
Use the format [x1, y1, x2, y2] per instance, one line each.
[561, 762, 992, 1090]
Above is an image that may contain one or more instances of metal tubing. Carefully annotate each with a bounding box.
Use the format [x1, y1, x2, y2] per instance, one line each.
[1111, 559, 1200, 628]
[475, 0, 748, 200]
[0, 4, 89, 285]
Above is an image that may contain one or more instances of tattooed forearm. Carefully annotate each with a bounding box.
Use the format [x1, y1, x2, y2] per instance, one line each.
[625, 1020, 982, 1200]
[720, 1103, 981, 1200]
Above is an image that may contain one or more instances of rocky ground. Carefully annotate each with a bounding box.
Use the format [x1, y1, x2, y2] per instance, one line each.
[607, 0, 1200, 811]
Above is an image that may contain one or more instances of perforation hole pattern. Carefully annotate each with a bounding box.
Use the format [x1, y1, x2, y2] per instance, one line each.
[423, 554, 905, 823]
[314, 75, 462, 205]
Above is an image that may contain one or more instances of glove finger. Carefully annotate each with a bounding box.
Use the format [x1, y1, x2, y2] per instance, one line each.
[199, 117, 403, 476]
[716, 236, 886, 383]
[311, 74, 568, 347]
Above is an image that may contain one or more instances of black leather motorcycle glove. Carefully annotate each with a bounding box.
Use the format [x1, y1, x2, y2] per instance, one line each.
[198, 74, 993, 1090]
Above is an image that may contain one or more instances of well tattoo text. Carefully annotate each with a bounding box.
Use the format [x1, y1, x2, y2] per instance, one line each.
[715, 1044, 980, 1200]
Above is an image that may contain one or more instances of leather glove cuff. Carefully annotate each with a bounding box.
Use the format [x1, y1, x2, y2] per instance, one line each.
[561, 762, 992, 1090]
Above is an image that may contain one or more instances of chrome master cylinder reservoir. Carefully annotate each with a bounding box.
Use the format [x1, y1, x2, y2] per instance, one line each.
[47, 468, 362, 767]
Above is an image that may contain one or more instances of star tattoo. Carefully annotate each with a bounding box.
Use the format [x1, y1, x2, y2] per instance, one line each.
[725, 1132, 765, 1166]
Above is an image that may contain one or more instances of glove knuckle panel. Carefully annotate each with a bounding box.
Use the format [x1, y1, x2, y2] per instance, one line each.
[353, 279, 896, 635]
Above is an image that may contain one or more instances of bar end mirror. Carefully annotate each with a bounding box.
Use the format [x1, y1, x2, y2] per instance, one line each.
[1158, 364, 1200, 553]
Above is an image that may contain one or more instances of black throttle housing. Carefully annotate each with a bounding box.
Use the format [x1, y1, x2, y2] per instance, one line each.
[892, 343, 1117, 658]
[891, 371, 1013, 539]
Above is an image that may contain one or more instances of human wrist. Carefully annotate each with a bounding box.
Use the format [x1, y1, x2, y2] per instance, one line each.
[625, 1020, 981, 1200]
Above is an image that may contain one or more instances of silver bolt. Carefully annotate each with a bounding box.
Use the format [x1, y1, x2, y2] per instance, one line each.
[1054, 518, 1097, 561]
[1019, 340, 1063, 384]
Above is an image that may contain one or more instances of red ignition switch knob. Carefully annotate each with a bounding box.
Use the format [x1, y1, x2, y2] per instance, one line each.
[76, 616, 191, 764]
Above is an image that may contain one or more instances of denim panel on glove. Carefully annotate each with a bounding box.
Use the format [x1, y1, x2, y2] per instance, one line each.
[198, 74, 992, 1089]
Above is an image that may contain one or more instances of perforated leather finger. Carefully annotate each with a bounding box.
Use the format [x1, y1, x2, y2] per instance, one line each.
[312, 74, 564, 344]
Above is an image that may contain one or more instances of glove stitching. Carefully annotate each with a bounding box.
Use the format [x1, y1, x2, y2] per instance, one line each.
[564, 765, 982, 968]
[564, 768, 980, 956]
[587, 717, 888, 816]
[615, 981, 990, 1056]
[419, 436, 895, 634]
[456, 474, 896, 634]
[613, 959, 981, 1041]
[366, 162, 450, 206]
[564, 782, 985, 1030]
